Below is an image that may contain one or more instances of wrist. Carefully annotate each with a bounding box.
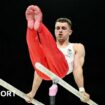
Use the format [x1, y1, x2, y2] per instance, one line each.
[79, 87, 85, 92]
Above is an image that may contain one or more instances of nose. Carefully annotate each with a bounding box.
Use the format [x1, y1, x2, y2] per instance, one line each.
[59, 28, 63, 32]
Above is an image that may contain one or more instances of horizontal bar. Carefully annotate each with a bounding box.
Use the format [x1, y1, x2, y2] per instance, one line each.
[0, 78, 45, 105]
[35, 62, 98, 105]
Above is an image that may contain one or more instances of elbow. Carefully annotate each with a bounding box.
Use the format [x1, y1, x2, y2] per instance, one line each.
[73, 66, 83, 77]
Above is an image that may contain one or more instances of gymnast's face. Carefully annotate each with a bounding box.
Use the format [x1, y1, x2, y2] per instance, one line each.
[55, 22, 72, 42]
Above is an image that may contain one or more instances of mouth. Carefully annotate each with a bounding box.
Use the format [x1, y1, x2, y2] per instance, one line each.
[58, 33, 63, 35]
[58, 34, 63, 39]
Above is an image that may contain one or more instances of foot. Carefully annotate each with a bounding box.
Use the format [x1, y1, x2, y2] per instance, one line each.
[33, 5, 42, 30]
[25, 5, 42, 30]
[25, 5, 35, 29]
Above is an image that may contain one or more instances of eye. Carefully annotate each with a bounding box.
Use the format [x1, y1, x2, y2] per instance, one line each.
[62, 26, 67, 30]
[55, 26, 60, 30]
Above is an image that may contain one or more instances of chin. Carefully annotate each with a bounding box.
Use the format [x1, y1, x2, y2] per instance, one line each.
[58, 39, 65, 42]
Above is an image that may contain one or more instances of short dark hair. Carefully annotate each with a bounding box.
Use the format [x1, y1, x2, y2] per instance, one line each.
[55, 18, 72, 28]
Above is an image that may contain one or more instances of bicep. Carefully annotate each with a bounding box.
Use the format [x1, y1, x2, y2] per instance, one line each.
[74, 44, 85, 69]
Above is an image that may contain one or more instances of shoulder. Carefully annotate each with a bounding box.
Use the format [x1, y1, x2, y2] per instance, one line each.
[72, 43, 85, 55]
[72, 43, 85, 50]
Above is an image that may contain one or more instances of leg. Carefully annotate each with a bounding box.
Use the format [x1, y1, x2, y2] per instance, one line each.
[26, 28, 46, 65]
[26, 5, 69, 80]
[26, 5, 50, 80]
[38, 23, 69, 79]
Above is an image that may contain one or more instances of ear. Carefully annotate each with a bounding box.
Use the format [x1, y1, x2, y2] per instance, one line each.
[69, 29, 73, 35]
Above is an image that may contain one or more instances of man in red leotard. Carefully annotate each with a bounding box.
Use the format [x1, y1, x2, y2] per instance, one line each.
[25, 5, 90, 104]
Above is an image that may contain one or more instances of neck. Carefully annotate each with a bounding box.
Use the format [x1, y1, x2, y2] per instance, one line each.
[57, 40, 70, 48]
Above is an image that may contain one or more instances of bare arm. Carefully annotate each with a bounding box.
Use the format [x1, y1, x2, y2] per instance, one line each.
[73, 43, 85, 88]
[26, 71, 42, 103]
[73, 43, 90, 103]
[31, 71, 42, 96]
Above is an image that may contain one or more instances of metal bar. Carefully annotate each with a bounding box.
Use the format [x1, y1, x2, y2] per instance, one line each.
[35, 62, 98, 105]
[0, 78, 45, 105]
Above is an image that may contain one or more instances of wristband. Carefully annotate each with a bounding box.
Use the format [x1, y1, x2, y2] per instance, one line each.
[79, 87, 85, 92]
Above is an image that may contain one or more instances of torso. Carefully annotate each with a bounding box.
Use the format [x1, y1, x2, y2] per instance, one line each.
[57, 43, 75, 74]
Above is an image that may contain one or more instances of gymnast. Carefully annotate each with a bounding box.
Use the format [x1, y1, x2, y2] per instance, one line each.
[25, 5, 90, 103]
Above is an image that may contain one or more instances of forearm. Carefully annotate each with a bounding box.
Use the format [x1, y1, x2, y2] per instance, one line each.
[73, 66, 84, 89]
[31, 71, 42, 95]
[73, 67, 90, 103]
